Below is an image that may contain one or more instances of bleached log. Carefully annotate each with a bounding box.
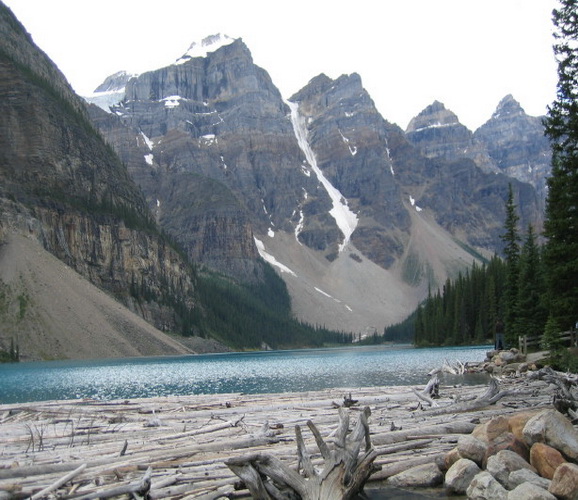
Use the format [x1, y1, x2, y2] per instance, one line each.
[70, 466, 152, 500]
[30, 463, 86, 500]
[419, 377, 512, 416]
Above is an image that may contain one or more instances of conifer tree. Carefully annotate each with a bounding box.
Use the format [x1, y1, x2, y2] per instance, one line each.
[515, 226, 547, 339]
[500, 184, 521, 345]
[543, 0, 578, 331]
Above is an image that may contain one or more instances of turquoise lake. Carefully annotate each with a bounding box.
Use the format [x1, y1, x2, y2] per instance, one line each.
[0, 345, 491, 404]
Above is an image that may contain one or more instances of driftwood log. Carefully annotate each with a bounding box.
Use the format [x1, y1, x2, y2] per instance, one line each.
[529, 366, 578, 419]
[420, 377, 512, 416]
[225, 406, 379, 499]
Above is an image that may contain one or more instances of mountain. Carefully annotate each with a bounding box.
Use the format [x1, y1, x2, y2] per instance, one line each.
[406, 96, 550, 203]
[474, 94, 550, 200]
[405, 100, 497, 173]
[0, 3, 201, 358]
[86, 36, 545, 334]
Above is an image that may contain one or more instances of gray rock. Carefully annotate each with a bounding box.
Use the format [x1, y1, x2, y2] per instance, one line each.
[444, 458, 481, 494]
[507, 482, 556, 500]
[486, 449, 536, 487]
[467, 471, 508, 500]
[508, 468, 551, 490]
[457, 434, 487, 466]
[523, 409, 578, 461]
[386, 462, 443, 488]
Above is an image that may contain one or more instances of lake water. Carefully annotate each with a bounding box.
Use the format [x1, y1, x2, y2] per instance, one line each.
[0, 345, 491, 404]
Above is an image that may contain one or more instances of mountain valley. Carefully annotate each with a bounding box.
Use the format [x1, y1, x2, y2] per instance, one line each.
[0, 2, 551, 357]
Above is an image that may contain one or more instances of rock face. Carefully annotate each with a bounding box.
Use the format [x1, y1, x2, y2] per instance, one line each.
[0, 4, 196, 343]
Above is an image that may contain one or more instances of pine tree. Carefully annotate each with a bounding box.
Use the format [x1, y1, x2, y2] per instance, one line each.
[500, 184, 521, 345]
[543, 0, 578, 331]
[515, 226, 547, 340]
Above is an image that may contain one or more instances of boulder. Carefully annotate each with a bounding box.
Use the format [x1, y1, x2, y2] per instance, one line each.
[444, 447, 462, 471]
[523, 409, 578, 461]
[473, 415, 510, 444]
[486, 449, 536, 487]
[509, 410, 542, 442]
[457, 434, 487, 466]
[509, 468, 551, 490]
[444, 458, 481, 494]
[530, 442, 567, 480]
[484, 431, 530, 465]
[466, 471, 508, 500]
[507, 482, 557, 499]
[386, 462, 443, 488]
[549, 462, 578, 500]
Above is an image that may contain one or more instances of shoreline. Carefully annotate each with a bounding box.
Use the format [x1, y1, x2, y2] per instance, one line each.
[0, 374, 556, 499]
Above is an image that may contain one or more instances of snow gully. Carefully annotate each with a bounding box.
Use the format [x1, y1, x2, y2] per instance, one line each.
[287, 101, 358, 252]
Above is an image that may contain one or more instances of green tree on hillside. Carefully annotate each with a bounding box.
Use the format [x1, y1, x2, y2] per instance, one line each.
[515, 225, 547, 339]
[500, 184, 521, 345]
[543, 0, 578, 332]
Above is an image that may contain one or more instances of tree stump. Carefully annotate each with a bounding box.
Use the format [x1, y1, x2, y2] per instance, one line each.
[225, 406, 380, 499]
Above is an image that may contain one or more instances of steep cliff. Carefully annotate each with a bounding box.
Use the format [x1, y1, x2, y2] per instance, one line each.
[0, 3, 198, 357]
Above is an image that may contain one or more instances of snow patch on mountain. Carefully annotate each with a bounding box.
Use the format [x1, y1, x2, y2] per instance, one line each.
[288, 101, 358, 252]
[176, 34, 236, 64]
[254, 237, 297, 276]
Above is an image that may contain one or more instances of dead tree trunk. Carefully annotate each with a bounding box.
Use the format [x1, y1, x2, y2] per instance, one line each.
[420, 377, 512, 416]
[225, 407, 380, 500]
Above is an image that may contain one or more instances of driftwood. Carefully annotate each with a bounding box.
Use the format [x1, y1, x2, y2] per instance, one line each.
[0, 375, 557, 499]
[421, 377, 511, 416]
[528, 366, 578, 419]
[226, 407, 379, 499]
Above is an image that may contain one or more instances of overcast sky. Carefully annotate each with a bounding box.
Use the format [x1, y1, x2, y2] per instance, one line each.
[4, 0, 558, 130]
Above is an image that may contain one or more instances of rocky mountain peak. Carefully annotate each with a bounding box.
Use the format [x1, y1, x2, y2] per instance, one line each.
[403, 100, 499, 170]
[492, 94, 525, 120]
[175, 33, 237, 63]
[405, 100, 461, 134]
[474, 95, 550, 200]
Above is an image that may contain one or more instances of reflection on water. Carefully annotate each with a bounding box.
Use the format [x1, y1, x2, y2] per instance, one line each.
[0, 345, 490, 404]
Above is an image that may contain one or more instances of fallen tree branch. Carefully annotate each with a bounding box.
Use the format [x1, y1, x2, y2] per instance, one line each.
[66, 467, 152, 500]
[30, 464, 87, 500]
[421, 378, 513, 416]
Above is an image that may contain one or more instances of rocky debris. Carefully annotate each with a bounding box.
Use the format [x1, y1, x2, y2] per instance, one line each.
[439, 408, 578, 498]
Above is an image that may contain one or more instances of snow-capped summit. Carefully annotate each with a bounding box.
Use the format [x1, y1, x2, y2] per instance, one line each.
[176, 34, 236, 64]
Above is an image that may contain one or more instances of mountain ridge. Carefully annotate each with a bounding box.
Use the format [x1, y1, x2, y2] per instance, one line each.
[85, 35, 545, 332]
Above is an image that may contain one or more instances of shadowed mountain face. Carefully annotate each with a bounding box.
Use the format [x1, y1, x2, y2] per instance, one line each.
[0, 3, 197, 345]
[85, 35, 546, 332]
